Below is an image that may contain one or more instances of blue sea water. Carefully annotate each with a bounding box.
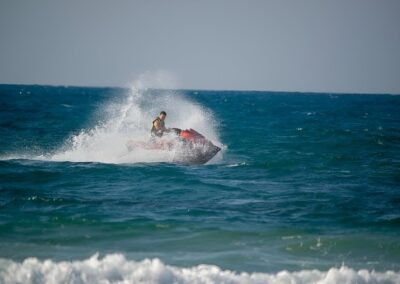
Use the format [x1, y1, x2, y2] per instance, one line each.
[0, 84, 399, 283]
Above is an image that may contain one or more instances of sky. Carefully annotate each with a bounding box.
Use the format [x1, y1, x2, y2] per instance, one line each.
[0, 0, 399, 94]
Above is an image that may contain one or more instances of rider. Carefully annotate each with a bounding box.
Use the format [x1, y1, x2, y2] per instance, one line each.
[151, 111, 169, 138]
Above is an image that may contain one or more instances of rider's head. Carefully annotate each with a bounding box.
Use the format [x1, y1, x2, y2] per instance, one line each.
[159, 111, 167, 120]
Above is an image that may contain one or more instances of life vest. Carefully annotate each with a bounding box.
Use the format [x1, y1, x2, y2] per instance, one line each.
[151, 117, 165, 137]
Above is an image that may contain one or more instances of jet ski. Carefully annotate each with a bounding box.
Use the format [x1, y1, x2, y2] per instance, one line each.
[126, 128, 221, 164]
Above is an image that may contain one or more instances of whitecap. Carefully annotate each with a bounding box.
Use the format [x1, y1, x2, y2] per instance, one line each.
[0, 254, 399, 284]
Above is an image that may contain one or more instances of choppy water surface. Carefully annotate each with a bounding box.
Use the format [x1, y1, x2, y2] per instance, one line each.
[0, 84, 399, 283]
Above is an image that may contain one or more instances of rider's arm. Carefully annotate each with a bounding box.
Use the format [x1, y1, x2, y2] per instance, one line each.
[153, 120, 163, 130]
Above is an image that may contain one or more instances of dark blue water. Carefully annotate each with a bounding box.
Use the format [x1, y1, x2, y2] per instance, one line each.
[0, 84, 399, 282]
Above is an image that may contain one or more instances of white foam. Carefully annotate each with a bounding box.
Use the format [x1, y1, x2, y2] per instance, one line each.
[225, 162, 247, 168]
[0, 254, 398, 284]
[48, 73, 222, 164]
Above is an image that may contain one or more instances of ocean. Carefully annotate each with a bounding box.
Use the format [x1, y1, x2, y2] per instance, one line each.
[0, 84, 399, 283]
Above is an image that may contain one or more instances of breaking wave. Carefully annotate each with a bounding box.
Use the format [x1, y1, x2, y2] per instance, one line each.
[0, 254, 398, 284]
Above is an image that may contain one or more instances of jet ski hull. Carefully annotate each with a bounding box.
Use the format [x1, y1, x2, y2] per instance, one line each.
[173, 140, 221, 165]
[126, 129, 221, 165]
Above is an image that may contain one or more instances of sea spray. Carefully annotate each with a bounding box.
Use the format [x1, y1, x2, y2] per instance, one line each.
[50, 77, 222, 164]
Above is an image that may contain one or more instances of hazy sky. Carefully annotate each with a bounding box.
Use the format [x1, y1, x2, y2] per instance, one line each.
[1, 0, 399, 93]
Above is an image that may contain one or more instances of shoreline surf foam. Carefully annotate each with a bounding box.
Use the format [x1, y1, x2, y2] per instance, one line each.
[0, 254, 399, 284]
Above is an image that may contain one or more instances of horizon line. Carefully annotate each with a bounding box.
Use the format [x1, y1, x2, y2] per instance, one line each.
[0, 82, 398, 96]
